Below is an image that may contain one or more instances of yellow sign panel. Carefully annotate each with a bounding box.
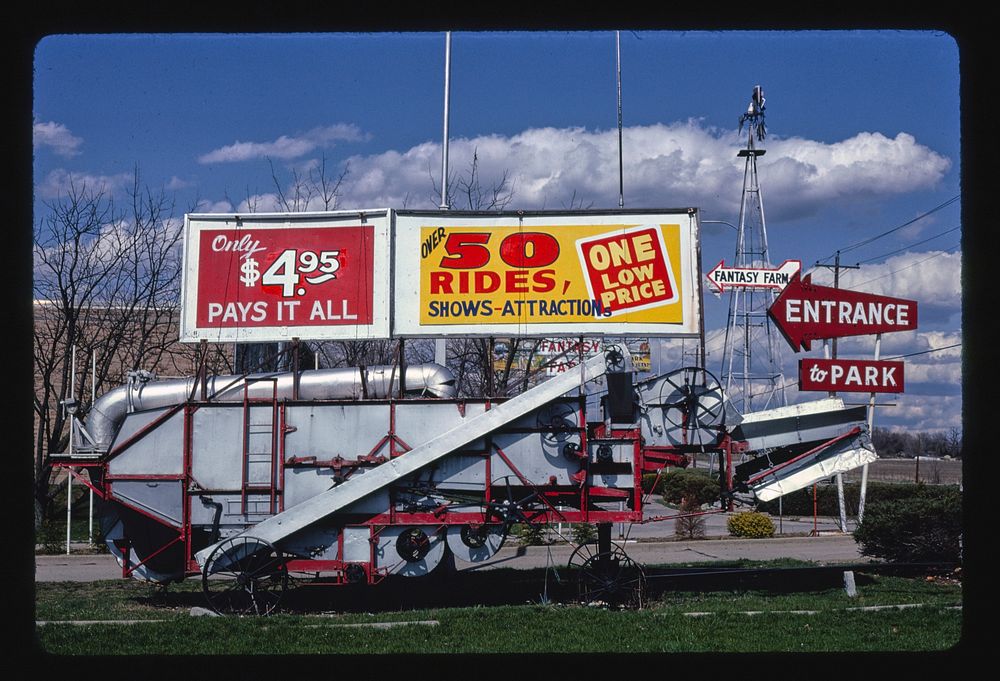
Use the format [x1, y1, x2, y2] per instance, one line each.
[419, 223, 685, 326]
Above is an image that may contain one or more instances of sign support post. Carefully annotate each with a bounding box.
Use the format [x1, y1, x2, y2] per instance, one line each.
[819, 252, 859, 533]
[823, 339, 848, 533]
[858, 333, 882, 523]
[89, 349, 95, 545]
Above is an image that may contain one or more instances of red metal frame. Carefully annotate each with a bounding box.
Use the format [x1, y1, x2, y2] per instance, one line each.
[105, 403, 185, 461]
[51, 463, 107, 500]
[85, 383, 718, 584]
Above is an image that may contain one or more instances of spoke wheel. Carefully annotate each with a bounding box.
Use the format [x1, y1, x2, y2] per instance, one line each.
[568, 543, 646, 609]
[202, 536, 287, 616]
[658, 367, 725, 445]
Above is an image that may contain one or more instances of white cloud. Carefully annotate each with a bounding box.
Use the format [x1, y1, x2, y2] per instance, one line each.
[832, 329, 962, 361]
[878, 394, 962, 432]
[764, 132, 951, 203]
[811, 250, 962, 316]
[335, 122, 951, 219]
[36, 168, 132, 200]
[198, 124, 368, 164]
[193, 198, 233, 213]
[33, 121, 83, 157]
[235, 193, 284, 214]
[166, 176, 191, 190]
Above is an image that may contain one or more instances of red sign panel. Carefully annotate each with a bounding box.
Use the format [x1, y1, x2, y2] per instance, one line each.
[576, 225, 679, 315]
[799, 358, 905, 393]
[194, 225, 375, 331]
[768, 272, 918, 351]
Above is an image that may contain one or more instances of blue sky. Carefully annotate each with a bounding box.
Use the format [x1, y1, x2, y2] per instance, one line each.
[32, 30, 962, 432]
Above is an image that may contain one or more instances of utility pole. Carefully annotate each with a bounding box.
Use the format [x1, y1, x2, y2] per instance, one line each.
[813, 251, 860, 533]
[435, 31, 452, 368]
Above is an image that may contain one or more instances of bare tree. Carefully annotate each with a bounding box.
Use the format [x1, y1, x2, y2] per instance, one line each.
[32, 168, 188, 526]
[310, 154, 350, 211]
[263, 154, 400, 370]
[428, 151, 575, 397]
[429, 147, 515, 212]
[561, 189, 594, 210]
[268, 154, 350, 212]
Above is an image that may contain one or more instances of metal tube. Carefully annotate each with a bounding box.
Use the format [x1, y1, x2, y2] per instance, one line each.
[86, 364, 458, 450]
[66, 471, 72, 554]
[89, 349, 95, 544]
[67, 346, 75, 555]
[616, 30, 624, 209]
[435, 31, 452, 366]
[439, 31, 452, 209]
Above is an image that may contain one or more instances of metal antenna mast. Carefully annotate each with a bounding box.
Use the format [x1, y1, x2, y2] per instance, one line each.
[720, 85, 788, 417]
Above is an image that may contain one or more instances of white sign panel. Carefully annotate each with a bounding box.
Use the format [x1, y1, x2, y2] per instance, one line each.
[706, 259, 800, 293]
[392, 210, 702, 338]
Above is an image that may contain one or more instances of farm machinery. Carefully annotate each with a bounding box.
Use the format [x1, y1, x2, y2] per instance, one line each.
[54, 345, 876, 615]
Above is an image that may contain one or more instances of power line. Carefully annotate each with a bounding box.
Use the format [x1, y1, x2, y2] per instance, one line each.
[884, 342, 961, 360]
[816, 195, 960, 265]
[842, 245, 960, 291]
[856, 225, 961, 265]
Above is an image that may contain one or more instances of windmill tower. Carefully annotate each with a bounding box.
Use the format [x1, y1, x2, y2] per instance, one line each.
[720, 85, 788, 417]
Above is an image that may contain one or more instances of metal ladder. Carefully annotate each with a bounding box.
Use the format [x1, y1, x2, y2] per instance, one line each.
[241, 377, 279, 517]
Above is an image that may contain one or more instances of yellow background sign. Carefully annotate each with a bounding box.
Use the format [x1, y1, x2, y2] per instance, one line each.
[419, 223, 685, 326]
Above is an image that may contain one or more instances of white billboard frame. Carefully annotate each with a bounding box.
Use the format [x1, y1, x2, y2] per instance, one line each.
[180, 210, 392, 343]
[391, 209, 703, 338]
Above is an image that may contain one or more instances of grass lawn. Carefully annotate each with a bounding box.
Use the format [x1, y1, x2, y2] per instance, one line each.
[34, 563, 962, 655]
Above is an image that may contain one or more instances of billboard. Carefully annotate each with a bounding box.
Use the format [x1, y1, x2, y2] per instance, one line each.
[180, 211, 391, 342]
[393, 210, 702, 337]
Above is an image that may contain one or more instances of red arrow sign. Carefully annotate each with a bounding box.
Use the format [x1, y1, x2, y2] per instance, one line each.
[706, 259, 801, 293]
[768, 272, 918, 351]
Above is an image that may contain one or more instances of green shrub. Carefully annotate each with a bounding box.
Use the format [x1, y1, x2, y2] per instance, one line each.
[570, 523, 597, 544]
[756, 482, 958, 517]
[641, 472, 666, 495]
[674, 497, 707, 539]
[514, 523, 547, 546]
[853, 488, 962, 563]
[727, 511, 775, 538]
[661, 469, 719, 507]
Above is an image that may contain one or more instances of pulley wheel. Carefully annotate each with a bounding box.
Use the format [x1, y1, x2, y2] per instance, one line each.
[375, 527, 446, 577]
[446, 524, 507, 563]
[202, 535, 287, 616]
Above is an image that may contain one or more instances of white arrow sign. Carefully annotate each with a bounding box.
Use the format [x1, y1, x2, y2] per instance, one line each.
[706, 259, 801, 294]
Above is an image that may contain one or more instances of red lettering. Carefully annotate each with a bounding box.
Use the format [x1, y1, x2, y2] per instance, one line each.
[532, 269, 556, 293]
[440, 233, 491, 269]
[506, 270, 529, 293]
[499, 232, 560, 268]
[475, 270, 501, 293]
[430, 271, 453, 294]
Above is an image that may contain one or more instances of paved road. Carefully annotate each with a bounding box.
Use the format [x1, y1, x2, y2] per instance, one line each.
[468, 534, 865, 572]
[35, 533, 866, 582]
